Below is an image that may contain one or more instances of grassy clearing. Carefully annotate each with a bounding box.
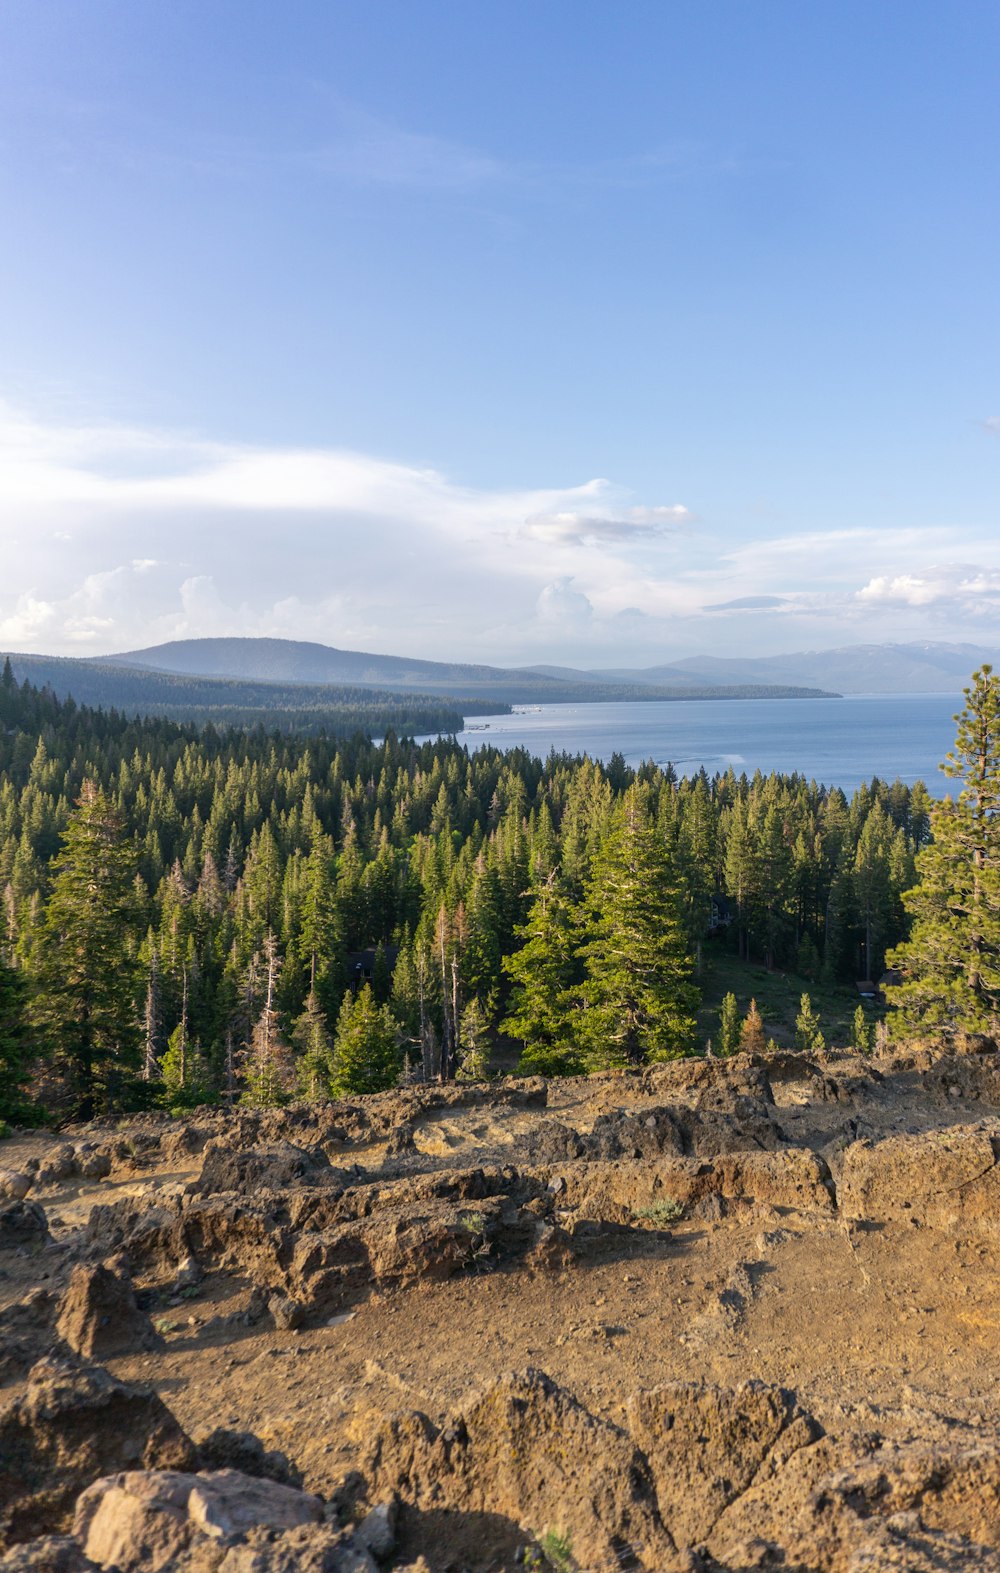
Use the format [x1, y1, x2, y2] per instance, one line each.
[695, 941, 881, 1052]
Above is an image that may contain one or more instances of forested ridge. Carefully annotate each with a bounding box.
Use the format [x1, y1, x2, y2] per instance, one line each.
[2, 652, 482, 735]
[4, 648, 834, 722]
[0, 659, 932, 1120]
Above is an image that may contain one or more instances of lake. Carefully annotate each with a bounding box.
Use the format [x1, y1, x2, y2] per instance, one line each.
[435, 693, 966, 796]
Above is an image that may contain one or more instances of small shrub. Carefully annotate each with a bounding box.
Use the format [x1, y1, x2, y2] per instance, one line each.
[538, 1529, 575, 1573]
[460, 1211, 486, 1235]
[633, 1198, 684, 1227]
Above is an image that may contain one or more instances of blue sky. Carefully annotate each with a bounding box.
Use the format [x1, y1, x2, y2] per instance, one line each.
[1, 1, 999, 664]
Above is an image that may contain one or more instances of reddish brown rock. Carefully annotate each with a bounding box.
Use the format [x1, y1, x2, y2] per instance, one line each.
[55, 1260, 163, 1361]
[0, 1358, 196, 1542]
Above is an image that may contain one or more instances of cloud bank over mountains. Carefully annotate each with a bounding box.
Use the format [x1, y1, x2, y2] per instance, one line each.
[2, 400, 999, 664]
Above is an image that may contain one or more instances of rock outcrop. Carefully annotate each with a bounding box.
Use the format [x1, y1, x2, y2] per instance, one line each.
[72, 1468, 326, 1571]
[0, 1359, 196, 1542]
[55, 1260, 163, 1360]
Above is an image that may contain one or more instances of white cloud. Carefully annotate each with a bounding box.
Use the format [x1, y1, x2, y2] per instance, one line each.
[857, 565, 1000, 615]
[0, 594, 58, 645]
[522, 504, 692, 546]
[0, 401, 696, 660]
[536, 578, 594, 625]
[2, 399, 1000, 666]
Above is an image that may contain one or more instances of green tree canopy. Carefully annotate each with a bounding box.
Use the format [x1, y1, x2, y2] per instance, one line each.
[887, 667, 1000, 1040]
[331, 984, 400, 1096]
[502, 873, 584, 1077]
[30, 780, 142, 1116]
[0, 956, 31, 1121]
[578, 786, 699, 1069]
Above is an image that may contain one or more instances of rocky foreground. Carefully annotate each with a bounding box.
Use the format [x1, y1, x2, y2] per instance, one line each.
[2, 1043, 1000, 1571]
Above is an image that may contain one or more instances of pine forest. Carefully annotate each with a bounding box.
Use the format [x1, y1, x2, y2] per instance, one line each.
[1, 656, 987, 1123]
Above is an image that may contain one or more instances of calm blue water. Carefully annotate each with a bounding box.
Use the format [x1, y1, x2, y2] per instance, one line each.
[438, 693, 965, 796]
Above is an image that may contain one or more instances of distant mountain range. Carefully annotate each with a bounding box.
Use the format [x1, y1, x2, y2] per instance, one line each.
[109, 637, 833, 704]
[3, 638, 985, 736]
[564, 641, 998, 696]
[110, 635, 994, 699]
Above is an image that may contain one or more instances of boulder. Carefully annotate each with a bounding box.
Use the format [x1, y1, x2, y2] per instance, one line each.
[267, 1295, 307, 1332]
[74, 1146, 112, 1182]
[0, 1199, 50, 1248]
[0, 1169, 32, 1201]
[626, 1380, 822, 1549]
[707, 1434, 1000, 1571]
[72, 1471, 195, 1571]
[0, 1358, 196, 1541]
[0, 1288, 58, 1383]
[362, 1368, 673, 1570]
[73, 1469, 324, 1572]
[524, 1121, 586, 1163]
[192, 1140, 332, 1197]
[216, 1523, 378, 1572]
[384, 1123, 417, 1158]
[354, 1499, 397, 1560]
[83, 1195, 189, 1271]
[0, 1538, 97, 1571]
[36, 1145, 78, 1186]
[586, 1107, 685, 1161]
[839, 1122, 1000, 1231]
[187, 1472, 323, 1539]
[548, 1148, 836, 1222]
[56, 1260, 163, 1360]
[683, 1088, 787, 1156]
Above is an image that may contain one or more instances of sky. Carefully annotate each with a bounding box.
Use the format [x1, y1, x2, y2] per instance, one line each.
[1, 0, 999, 668]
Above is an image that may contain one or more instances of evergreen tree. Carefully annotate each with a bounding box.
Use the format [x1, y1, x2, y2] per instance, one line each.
[723, 799, 757, 962]
[853, 802, 895, 981]
[887, 667, 1000, 1039]
[160, 1022, 212, 1107]
[140, 942, 162, 1082]
[851, 1003, 874, 1056]
[795, 932, 821, 980]
[578, 787, 699, 1068]
[502, 873, 583, 1076]
[30, 781, 142, 1115]
[0, 956, 31, 1121]
[331, 984, 400, 1095]
[291, 987, 334, 1101]
[717, 991, 742, 1058]
[754, 803, 794, 968]
[371, 940, 393, 1004]
[456, 994, 494, 1082]
[821, 850, 856, 984]
[794, 992, 825, 1054]
[675, 772, 717, 966]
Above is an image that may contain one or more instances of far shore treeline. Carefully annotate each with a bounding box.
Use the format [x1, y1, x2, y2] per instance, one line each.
[0, 658, 992, 1124]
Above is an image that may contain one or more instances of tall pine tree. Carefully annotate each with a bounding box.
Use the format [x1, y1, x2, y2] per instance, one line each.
[0, 956, 31, 1121]
[331, 984, 400, 1096]
[887, 667, 1000, 1039]
[502, 872, 583, 1075]
[30, 781, 142, 1116]
[578, 786, 699, 1069]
